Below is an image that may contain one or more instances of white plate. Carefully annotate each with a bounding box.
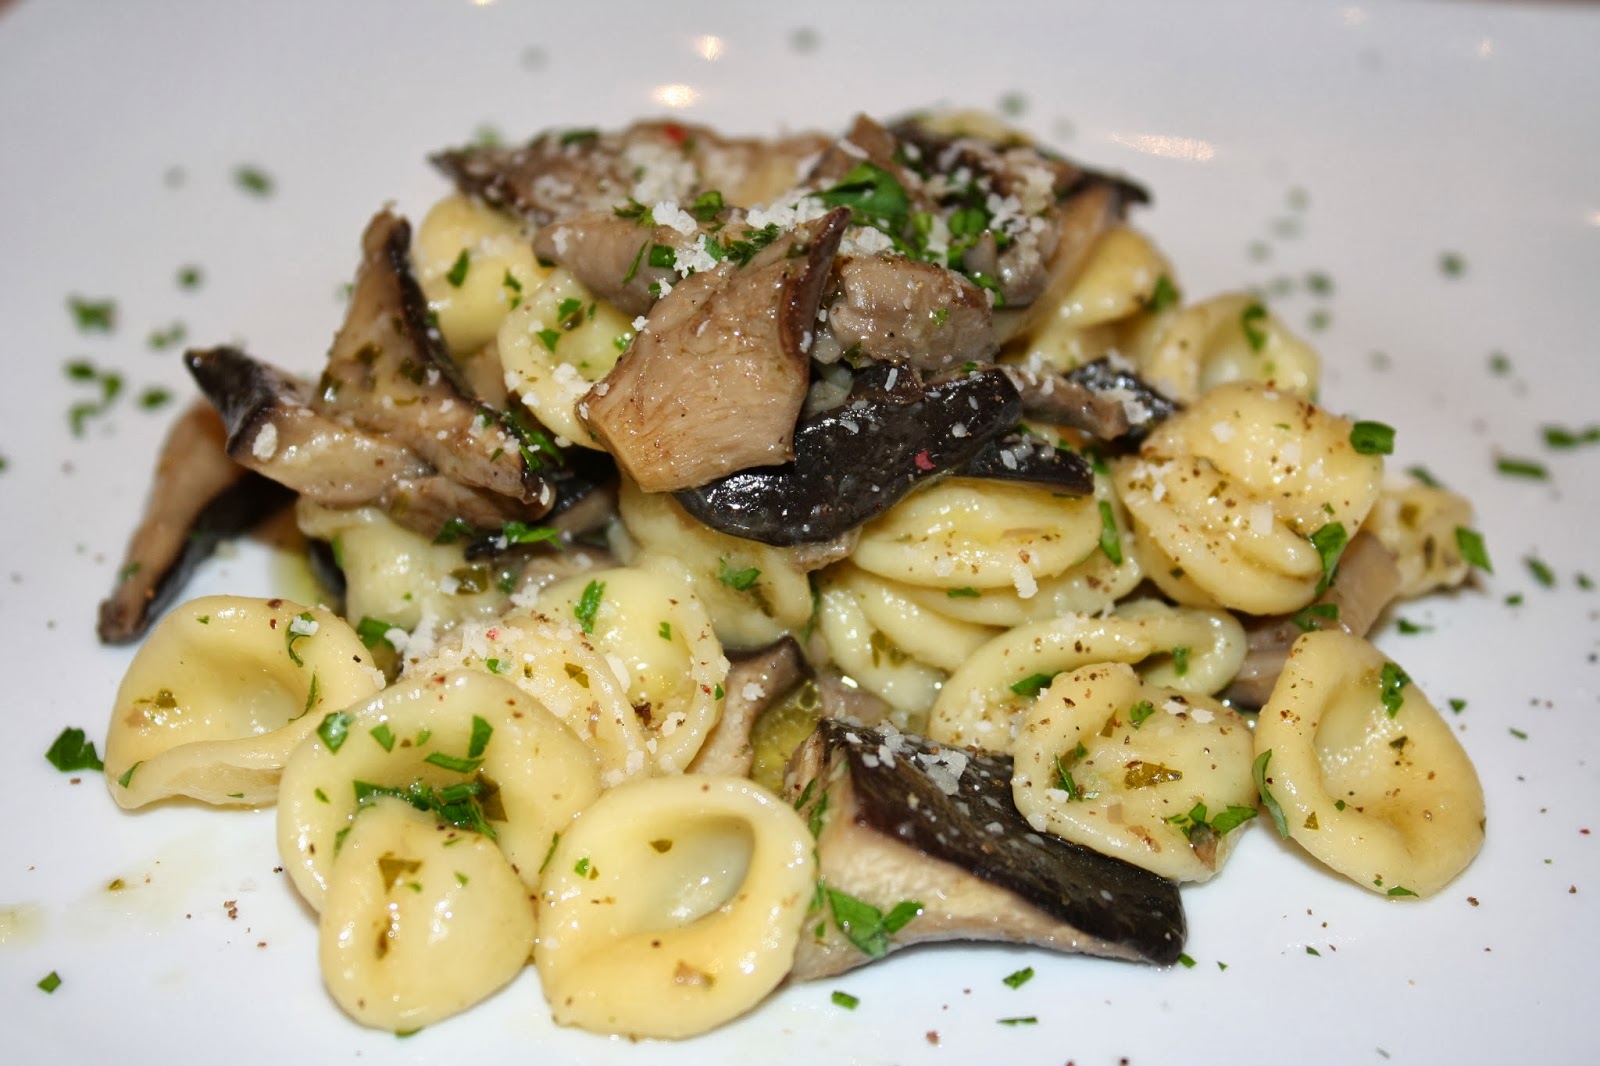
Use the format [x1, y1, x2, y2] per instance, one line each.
[2, 1, 1597, 1062]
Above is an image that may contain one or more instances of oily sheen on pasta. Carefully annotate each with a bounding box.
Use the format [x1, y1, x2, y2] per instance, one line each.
[98, 110, 1490, 1045]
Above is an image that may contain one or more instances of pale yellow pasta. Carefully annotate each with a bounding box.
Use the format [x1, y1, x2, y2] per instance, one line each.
[277, 669, 600, 907]
[1010, 226, 1174, 373]
[296, 500, 509, 632]
[927, 598, 1246, 753]
[1128, 292, 1320, 403]
[415, 192, 548, 355]
[1012, 662, 1257, 881]
[531, 567, 728, 774]
[105, 595, 382, 808]
[615, 477, 816, 649]
[812, 569, 947, 717]
[534, 775, 816, 1039]
[851, 478, 1102, 592]
[1363, 482, 1476, 599]
[1114, 380, 1383, 615]
[318, 797, 537, 1032]
[498, 268, 634, 447]
[1253, 630, 1485, 898]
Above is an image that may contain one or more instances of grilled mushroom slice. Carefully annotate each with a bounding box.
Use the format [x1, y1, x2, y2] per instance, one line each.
[812, 255, 996, 373]
[675, 364, 1089, 545]
[531, 209, 713, 319]
[688, 636, 809, 777]
[1003, 356, 1180, 443]
[578, 208, 850, 492]
[96, 399, 293, 644]
[787, 718, 1185, 979]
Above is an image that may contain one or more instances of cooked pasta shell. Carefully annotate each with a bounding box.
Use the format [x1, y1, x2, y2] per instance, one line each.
[318, 797, 537, 1031]
[105, 595, 383, 808]
[415, 192, 547, 356]
[1253, 630, 1485, 897]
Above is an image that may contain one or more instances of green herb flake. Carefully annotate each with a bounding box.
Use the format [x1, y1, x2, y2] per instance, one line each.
[1009, 672, 1057, 698]
[1379, 661, 1411, 717]
[1542, 424, 1600, 450]
[1448, 698, 1467, 713]
[1495, 456, 1549, 480]
[815, 161, 911, 236]
[1003, 966, 1035, 989]
[176, 264, 204, 290]
[1128, 700, 1156, 729]
[146, 322, 187, 351]
[1290, 602, 1340, 633]
[658, 621, 672, 641]
[1240, 303, 1269, 352]
[37, 971, 62, 993]
[1306, 946, 1322, 957]
[314, 787, 329, 803]
[1395, 617, 1431, 635]
[424, 751, 483, 775]
[318, 712, 355, 753]
[997, 1016, 1038, 1027]
[234, 165, 274, 197]
[1145, 274, 1181, 314]
[574, 856, 591, 877]
[117, 761, 141, 788]
[1386, 885, 1418, 897]
[1525, 556, 1556, 588]
[1349, 421, 1395, 456]
[467, 715, 493, 760]
[45, 727, 104, 773]
[1438, 251, 1466, 277]
[68, 295, 117, 332]
[1406, 465, 1441, 488]
[1171, 646, 1190, 677]
[1177, 953, 1197, 969]
[1097, 499, 1123, 565]
[369, 724, 396, 753]
[285, 611, 317, 666]
[1253, 750, 1289, 838]
[831, 990, 860, 1010]
[445, 249, 471, 287]
[535, 327, 561, 353]
[574, 579, 605, 634]
[1455, 526, 1493, 573]
[1509, 727, 1529, 740]
[717, 557, 761, 591]
[1309, 522, 1349, 596]
[826, 889, 921, 958]
[647, 243, 677, 270]
[946, 586, 980, 599]
[356, 616, 402, 650]
[138, 386, 173, 410]
[688, 189, 725, 221]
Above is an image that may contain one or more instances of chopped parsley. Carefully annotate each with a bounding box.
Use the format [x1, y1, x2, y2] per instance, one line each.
[1171, 646, 1190, 677]
[1395, 617, 1431, 635]
[1525, 556, 1556, 588]
[1290, 602, 1340, 632]
[1253, 750, 1289, 838]
[997, 1016, 1038, 1027]
[1008, 672, 1056, 698]
[1127, 700, 1156, 729]
[1379, 662, 1411, 717]
[946, 586, 980, 599]
[1145, 274, 1181, 314]
[1097, 499, 1123, 565]
[499, 521, 563, 548]
[825, 889, 921, 958]
[1455, 526, 1493, 572]
[1002, 966, 1035, 989]
[117, 761, 141, 788]
[1386, 885, 1418, 898]
[176, 264, 204, 290]
[68, 295, 117, 332]
[1309, 521, 1349, 596]
[356, 616, 402, 650]
[647, 243, 677, 270]
[831, 990, 860, 1009]
[138, 386, 173, 410]
[1449, 698, 1467, 713]
[45, 727, 104, 773]
[353, 777, 498, 840]
[1543, 423, 1600, 450]
[369, 724, 396, 753]
[1438, 251, 1466, 277]
[1406, 465, 1441, 488]
[688, 189, 725, 221]
[1240, 303, 1269, 352]
[1349, 421, 1395, 455]
[285, 611, 317, 666]
[816, 161, 911, 236]
[317, 711, 355, 753]
[574, 579, 605, 634]
[1495, 456, 1549, 480]
[717, 557, 761, 591]
[658, 621, 672, 640]
[233, 164, 274, 196]
[37, 971, 61, 993]
[445, 249, 471, 287]
[535, 327, 561, 352]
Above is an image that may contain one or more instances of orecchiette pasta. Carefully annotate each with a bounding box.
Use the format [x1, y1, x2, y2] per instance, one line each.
[534, 775, 816, 1039]
[1125, 292, 1321, 403]
[851, 477, 1102, 593]
[318, 796, 537, 1032]
[498, 268, 635, 448]
[1012, 661, 1257, 881]
[1253, 630, 1485, 898]
[1114, 380, 1383, 615]
[927, 598, 1246, 753]
[1363, 481, 1477, 598]
[414, 192, 547, 355]
[104, 595, 383, 808]
[615, 477, 817, 649]
[277, 669, 600, 907]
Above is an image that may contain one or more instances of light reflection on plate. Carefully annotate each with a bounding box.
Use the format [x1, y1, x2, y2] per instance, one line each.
[0, 2, 1596, 1063]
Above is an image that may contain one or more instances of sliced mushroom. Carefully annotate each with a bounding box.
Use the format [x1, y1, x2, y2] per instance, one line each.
[675, 365, 1077, 546]
[1222, 530, 1401, 708]
[578, 208, 850, 492]
[1003, 356, 1180, 442]
[186, 346, 542, 536]
[687, 636, 809, 777]
[318, 209, 545, 506]
[531, 209, 714, 319]
[96, 399, 294, 644]
[787, 718, 1185, 980]
[433, 121, 830, 224]
[812, 255, 996, 373]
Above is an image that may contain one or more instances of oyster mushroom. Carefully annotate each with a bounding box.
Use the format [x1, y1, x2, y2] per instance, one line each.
[531, 208, 718, 319]
[812, 254, 997, 373]
[578, 207, 850, 492]
[96, 399, 293, 644]
[687, 636, 809, 777]
[1003, 356, 1180, 443]
[787, 718, 1185, 979]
